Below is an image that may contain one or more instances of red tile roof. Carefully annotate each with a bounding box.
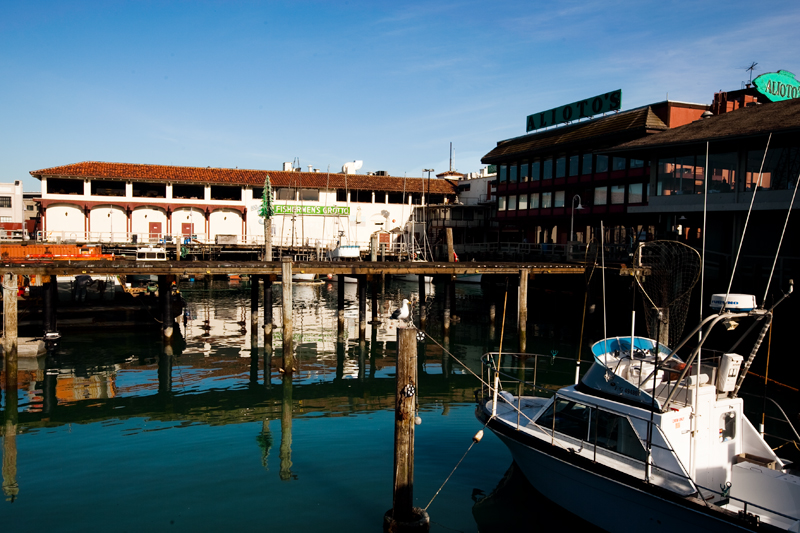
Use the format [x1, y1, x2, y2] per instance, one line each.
[30, 161, 458, 195]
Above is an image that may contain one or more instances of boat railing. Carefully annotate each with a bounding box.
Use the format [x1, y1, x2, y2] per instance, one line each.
[481, 351, 584, 401]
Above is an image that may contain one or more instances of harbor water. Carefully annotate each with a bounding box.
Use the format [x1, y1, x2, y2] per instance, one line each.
[2, 276, 795, 532]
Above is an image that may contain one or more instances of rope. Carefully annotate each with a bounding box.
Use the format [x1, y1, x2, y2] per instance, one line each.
[746, 371, 798, 392]
[423, 418, 491, 512]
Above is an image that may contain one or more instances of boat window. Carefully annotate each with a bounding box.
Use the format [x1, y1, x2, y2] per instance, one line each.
[719, 411, 736, 442]
[536, 399, 591, 442]
[590, 411, 647, 461]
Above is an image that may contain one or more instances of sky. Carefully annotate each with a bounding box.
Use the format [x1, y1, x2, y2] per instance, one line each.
[2, 0, 799, 192]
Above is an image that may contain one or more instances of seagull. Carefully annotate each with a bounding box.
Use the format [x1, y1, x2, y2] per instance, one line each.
[391, 298, 411, 321]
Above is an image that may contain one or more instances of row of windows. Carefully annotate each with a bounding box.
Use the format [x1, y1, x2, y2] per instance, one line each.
[46, 179, 446, 204]
[656, 146, 800, 196]
[499, 184, 645, 211]
[498, 155, 645, 183]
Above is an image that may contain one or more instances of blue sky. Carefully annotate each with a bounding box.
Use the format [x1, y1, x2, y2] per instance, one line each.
[2, 0, 798, 191]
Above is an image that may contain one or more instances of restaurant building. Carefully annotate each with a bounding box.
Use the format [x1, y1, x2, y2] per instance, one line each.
[481, 94, 710, 248]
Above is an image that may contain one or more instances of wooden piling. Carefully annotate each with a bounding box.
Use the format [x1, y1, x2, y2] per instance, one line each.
[370, 275, 379, 324]
[2, 284, 19, 501]
[337, 274, 346, 340]
[443, 276, 451, 338]
[3, 273, 19, 405]
[384, 326, 429, 532]
[279, 371, 293, 481]
[43, 275, 58, 338]
[264, 275, 273, 347]
[418, 275, 426, 329]
[446, 228, 454, 263]
[519, 269, 529, 352]
[358, 275, 366, 342]
[281, 257, 294, 372]
[160, 275, 173, 340]
[251, 275, 259, 334]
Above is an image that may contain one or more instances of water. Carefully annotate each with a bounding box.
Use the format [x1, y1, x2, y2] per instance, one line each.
[2, 278, 589, 532]
[4, 277, 795, 531]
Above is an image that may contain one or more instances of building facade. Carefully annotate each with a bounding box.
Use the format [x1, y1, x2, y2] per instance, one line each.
[30, 162, 458, 252]
[0, 181, 25, 239]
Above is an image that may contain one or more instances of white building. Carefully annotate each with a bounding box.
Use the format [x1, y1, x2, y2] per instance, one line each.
[0, 180, 25, 239]
[30, 162, 458, 252]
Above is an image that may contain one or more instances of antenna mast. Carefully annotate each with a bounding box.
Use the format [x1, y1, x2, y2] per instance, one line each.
[449, 142, 453, 171]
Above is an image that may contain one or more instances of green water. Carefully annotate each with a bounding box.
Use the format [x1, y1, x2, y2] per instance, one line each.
[2, 279, 594, 532]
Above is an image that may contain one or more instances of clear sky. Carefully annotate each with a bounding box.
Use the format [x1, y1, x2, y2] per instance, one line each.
[2, 0, 798, 191]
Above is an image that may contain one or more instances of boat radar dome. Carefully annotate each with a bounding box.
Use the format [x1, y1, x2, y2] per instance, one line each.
[709, 294, 757, 312]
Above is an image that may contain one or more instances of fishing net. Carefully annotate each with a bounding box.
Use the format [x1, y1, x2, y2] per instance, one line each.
[633, 241, 701, 348]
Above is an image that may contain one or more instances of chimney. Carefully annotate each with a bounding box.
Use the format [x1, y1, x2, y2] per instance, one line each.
[283, 162, 292, 171]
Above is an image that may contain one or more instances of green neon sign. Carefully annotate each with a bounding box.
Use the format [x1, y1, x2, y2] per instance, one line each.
[753, 70, 800, 102]
[526, 90, 622, 132]
[273, 205, 351, 216]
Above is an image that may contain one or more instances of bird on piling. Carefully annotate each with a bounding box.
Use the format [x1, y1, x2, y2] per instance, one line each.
[391, 298, 411, 322]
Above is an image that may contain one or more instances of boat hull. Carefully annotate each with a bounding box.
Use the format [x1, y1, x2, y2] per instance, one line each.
[483, 412, 780, 533]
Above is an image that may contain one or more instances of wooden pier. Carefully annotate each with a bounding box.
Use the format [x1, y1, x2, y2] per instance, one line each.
[1, 259, 587, 354]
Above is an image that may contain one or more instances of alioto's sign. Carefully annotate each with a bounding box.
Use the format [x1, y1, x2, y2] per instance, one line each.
[526, 90, 622, 132]
[753, 70, 800, 102]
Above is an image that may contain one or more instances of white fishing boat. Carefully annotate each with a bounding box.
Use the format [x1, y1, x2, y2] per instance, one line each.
[455, 273, 482, 283]
[476, 240, 799, 532]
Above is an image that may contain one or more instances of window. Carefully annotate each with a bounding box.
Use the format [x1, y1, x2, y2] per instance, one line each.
[536, 399, 646, 461]
[556, 157, 566, 178]
[745, 148, 800, 190]
[541, 191, 552, 208]
[519, 161, 529, 182]
[300, 189, 319, 201]
[554, 190, 565, 208]
[594, 186, 608, 205]
[612, 157, 627, 171]
[630, 159, 644, 169]
[582, 154, 593, 175]
[508, 195, 517, 210]
[530, 192, 539, 208]
[276, 188, 296, 200]
[628, 183, 644, 203]
[518, 194, 528, 210]
[0, 216, 11, 222]
[46, 178, 83, 195]
[451, 209, 463, 221]
[375, 191, 386, 203]
[596, 155, 609, 173]
[610, 185, 625, 204]
[657, 155, 704, 196]
[499, 164, 508, 183]
[536, 399, 591, 441]
[498, 196, 507, 211]
[173, 184, 205, 199]
[531, 161, 541, 181]
[708, 153, 737, 192]
[211, 186, 242, 201]
[543, 159, 553, 180]
[569, 155, 579, 177]
[133, 183, 167, 198]
[0, 197, 10, 208]
[91, 180, 125, 197]
[509, 163, 518, 183]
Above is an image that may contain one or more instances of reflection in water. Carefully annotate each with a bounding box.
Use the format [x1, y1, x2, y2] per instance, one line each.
[279, 372, 294, 481]
[1, 278, 600, 531]
[2, 386, 18, 502]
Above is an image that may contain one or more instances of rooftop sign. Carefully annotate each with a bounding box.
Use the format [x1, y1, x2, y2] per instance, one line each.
[526, 90, 621, 132]
[753, 70, 800, 102]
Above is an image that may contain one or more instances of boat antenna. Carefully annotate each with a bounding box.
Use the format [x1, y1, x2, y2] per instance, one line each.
[700, 141, 708, 333]
[601, 221, 608, 355]
[491, 278, 510, 418]
[721, 133, 771, 312]
[321, 165, 330, 254]
[762, 169, 800, 303]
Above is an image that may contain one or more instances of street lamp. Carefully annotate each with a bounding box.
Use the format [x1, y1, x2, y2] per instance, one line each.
[570, 194, 584, 242]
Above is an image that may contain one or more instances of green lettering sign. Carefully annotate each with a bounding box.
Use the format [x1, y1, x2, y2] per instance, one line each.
[526, 90, 622, 132]
[753, 70, 800, 102]
[272, 205, 351, 216]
